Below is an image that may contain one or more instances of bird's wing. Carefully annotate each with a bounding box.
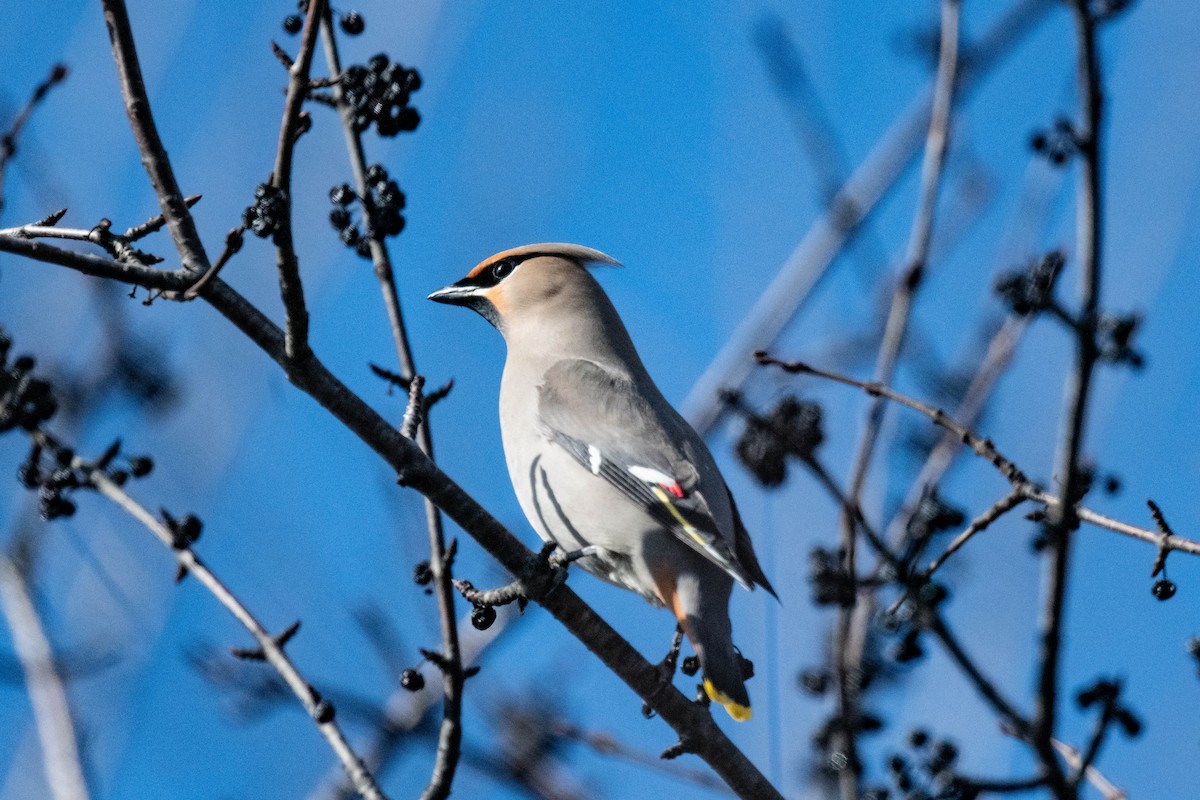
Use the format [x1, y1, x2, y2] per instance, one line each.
[536, 358, 753, 588]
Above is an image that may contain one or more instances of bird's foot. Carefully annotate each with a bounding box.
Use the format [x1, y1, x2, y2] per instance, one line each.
[641, 626, 685, 719]
[453, 542, 584, 614]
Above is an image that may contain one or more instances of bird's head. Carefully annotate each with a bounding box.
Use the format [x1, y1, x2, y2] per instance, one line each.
[428, 243, 621, 332]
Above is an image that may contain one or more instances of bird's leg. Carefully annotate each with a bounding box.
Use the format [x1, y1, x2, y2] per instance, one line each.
[641, 626, 685, 719]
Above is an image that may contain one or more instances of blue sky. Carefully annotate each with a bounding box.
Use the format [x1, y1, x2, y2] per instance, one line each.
[2, 1, 1199, 798]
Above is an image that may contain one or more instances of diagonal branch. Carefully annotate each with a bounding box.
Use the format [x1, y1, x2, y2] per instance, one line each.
[99, 0, 209, 276]
[0, 63, 69, 218]
[64, 448, 388, 800]
[831, 4, 960, 795]
[0, 555, 90, 800]
[2, 231, 783, 798]
[681, 0, 1053, 435]
[756, 354, 1200, 558]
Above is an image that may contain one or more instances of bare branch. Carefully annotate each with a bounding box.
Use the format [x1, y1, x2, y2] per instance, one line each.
[268, 0, 326, 362]
[925, 488, 1028, 576]
[319, 14, 466, 800]
[100, 0, 209, 276]
[681, 0, 1054, 435]
[0, 63, 69, 218]
[0, 556, 90, 800]
[829, 5, 960, 793]
[757, 354, 1200, 559]
[76, 460, 388, 799]
[1033, 9, 1107, 785]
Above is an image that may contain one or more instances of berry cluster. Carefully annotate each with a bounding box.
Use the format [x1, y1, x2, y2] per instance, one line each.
[242, 183, 289, 241]
[881, 732, 971, 800]
[1029, 118, 1078, 166]
[902, 488, 964, 562]
[994, 250, 1065, 316]
[340, 54, 421, 137]
[328, 165, 406, 258]
[3, 329, 161, 521]
[880, 581, 949, 664]
[283, 4, 363, 36]
[807, 547, 855, 607]
[731, 393, 824, 487]
[1, 333, 57, 435]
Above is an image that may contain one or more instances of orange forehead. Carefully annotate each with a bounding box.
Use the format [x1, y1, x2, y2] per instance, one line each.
[464, 245, 533, 280]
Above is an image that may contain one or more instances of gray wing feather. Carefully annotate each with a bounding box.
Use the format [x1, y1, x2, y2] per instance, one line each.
[537, 359, 753, 588]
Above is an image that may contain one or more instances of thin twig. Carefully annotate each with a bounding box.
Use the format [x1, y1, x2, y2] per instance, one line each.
[268, 0, 325, 363]
[552, 720, 734, 795]
[681, 0, 1053, 435]
[1051, 738, 1127, 800]
[925, 487, 1028, 575]
[100, 0, 209, 276]
[72, 460, 388, 799]
[183, 225, 245, 300]
[319, 14, 466, 800]
[927, 612, 1032, 738]
[829, 6, 960, 792]
[0, 63, 69, 218]
[757, 354, 1200, 559]
[0, 556, 90, 800]
[1033, 9, 1106, 790]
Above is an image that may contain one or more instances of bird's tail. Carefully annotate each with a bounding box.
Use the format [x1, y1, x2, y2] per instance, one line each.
[671, 574, 751, 722]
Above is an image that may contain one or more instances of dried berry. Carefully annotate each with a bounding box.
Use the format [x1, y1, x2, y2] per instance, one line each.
[400, 668, 425, 692]
[470, 603, 496, 630]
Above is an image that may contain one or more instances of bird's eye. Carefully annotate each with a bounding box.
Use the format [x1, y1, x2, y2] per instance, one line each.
[491, 259, 515, 281]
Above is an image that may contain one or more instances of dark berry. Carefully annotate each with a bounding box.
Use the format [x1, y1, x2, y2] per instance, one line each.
[470, 604, 496, 630]
[283, 14, 302, 34]
[400, 668, 425, 691]
[340, 11, 364, 35]
[329, 207, 352, 230]
[129, 456, 154, 478]
[680, 655, 699, 676]
[329, 184, 355, 205]
[412, 561, 432, 585]
[365, 164, 385, 183]
[180, 514, 203, 545]
[1152, 579, 1176, 601]
[908, 729, 929, 748]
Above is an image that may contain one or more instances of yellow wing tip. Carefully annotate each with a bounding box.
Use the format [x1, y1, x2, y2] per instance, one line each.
[703, 679, 752, 722]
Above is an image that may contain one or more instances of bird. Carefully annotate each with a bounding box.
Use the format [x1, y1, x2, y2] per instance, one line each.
[429, 243, 776, 721]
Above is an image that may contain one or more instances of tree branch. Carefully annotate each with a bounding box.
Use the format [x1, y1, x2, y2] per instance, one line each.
[318, 14, 465, 800]
[268, 0, 325, 362]
[61, 450, 388, 799]
[0, 63, 69, 218]
[829, 5, 960, 793]
[0, 555, 90, 800]
[99, 0, 209, 276]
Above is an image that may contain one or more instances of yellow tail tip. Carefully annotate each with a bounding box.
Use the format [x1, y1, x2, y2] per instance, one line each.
[703, 679, 752, 722]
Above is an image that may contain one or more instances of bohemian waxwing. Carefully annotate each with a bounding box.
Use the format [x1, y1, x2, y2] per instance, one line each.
[429, 243, 776, 721]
